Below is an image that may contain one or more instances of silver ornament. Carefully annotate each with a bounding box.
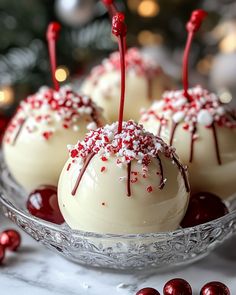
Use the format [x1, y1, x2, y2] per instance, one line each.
[210, 52, 236, 107]
[55, 0, 96, 27]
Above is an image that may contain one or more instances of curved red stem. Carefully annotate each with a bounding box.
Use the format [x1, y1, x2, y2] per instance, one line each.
[46, 22, 61, 91]
[183, 31, 194, 100]
[183, 9, 207, 100]
[117, 35, 126, 133]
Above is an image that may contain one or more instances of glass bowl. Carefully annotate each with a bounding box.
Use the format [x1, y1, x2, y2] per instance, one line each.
[0, 155, 236, 270]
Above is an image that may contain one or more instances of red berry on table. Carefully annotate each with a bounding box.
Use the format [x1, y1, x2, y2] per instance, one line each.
[163, 278, 192, 295]
[181, 192, 228, 228]
[136, 288, 160, 295]
[0, 229, 21, 251]
[200, 281, 230, 295]
[0, 244, 5, 263]
[27, 185, 64, 224]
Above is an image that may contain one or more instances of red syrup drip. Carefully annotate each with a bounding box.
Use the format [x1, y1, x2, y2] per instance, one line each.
[211, 123, 222, 165]
[127, 162, 131, 196]
[169, 122, 178, 146]
[71, 153, 95, 196]
[156, 155, 165, 189]
[189, 124, 196, 163]
[183, 10, 207, 99]
[172, 155, 190, 193]
[157, 123, 162, 137]
[11, 118, 27, 146]
[46, 22, 61, 91]
[147, 77, 153, 101]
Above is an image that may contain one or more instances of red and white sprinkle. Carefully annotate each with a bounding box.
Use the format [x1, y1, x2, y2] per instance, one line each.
[5, 85, 103, 143]
[67, 120, 178, 174]
[141, 85, 236, 130]
[88, 47, 163, 85]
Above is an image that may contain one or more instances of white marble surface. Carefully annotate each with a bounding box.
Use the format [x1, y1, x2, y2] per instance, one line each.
[1, 214, 236, 295]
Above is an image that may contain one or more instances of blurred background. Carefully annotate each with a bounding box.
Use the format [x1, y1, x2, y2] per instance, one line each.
[0, 0, 236, 135]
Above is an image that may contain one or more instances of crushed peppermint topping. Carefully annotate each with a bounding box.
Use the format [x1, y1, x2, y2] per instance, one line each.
[4, 85, 103, 143]
[68, 120, 178, 170]
[88, 47, 163, 85]
[141, 85, 236, 130]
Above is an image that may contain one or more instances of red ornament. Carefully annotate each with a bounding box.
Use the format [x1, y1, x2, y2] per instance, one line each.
[27, 185, 64, 224]
[0, 229, 21, 251]
[136, 287, 160, 295]
[0, 244, 5, 263]
[200, 281, 230, 295]
[163, 278, 192, 295]
[181, 192, 228, 228]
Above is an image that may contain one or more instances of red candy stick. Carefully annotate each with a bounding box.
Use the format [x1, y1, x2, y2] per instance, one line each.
[112, 13, 127, 133]
[183, 10, 207, 100]
[101, 0, 118, 18]
[102, 1, 127, 133]
[46, 22, 61, 91]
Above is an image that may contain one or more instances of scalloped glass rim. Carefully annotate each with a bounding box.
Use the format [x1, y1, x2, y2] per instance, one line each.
[0, 190, 236, 240]
[0, 153, 236, 270]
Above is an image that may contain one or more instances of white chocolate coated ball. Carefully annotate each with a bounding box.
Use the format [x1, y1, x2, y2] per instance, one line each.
[141, 86, 236, 199]
[3, 86, 105, 192]
[81, 48, 174, 123]
[58, 155, 189, 234]
[82, 71, 172, 123]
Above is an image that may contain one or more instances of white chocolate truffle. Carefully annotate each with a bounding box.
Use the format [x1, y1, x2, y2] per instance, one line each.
[81, 48, 174, 123]
[3, 85, 105, 192]
[140, 85, 236, 199]
[58, 121, 189, 234]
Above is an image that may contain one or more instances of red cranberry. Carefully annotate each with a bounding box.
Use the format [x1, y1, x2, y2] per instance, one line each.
[200, 281, 230, 295]
[181, 192, 228, 228]
[0, 244, 5, 263]
[27, 185, 64, 224]
[136, 288, 160, 295]
[0, 229, 21, 251]
[163, 278, 192, 295]
[0, 115, 10, 143]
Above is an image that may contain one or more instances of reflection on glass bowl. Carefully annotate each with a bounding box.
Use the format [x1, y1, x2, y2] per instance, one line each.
[0, 153, 235, 270]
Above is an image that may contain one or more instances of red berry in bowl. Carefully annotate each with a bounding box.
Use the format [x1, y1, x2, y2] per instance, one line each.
[27, 185, 64, 224]
[200, 281, 230, 295]
[0, 115, 10, 144]
[0, 229, 21, 251]
[181, 192, 228, 228]
[136, 288, 160, 295]
[0, 244, 5, 263]
[163, 278, 192, 295]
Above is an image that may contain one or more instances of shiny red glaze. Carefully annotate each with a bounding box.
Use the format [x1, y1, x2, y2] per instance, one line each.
[136, 287, 160, 295]
[163, 278, 192, 295]
[102, 0, 114, 5]
[0, 229, 21, 251]
[46, 22, 61, 40]
[186, 9, 207, 32]
[0, 245, 5, 263]
[112, 12, 127, 37]
[181, 192, 228, 228]
[200, 281, 230, 295]
[27, 185, 64, 224]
